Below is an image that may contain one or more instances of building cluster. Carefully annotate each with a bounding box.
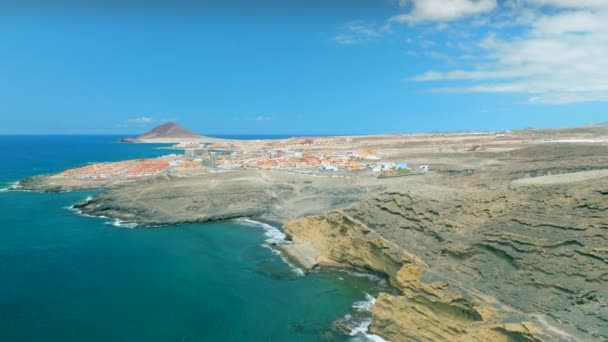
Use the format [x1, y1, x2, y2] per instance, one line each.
[61, 155, 202, 180]
[62, 135, 432, 180]
[209, 147, 429, 174]
[373, 162, 431, 175]
[231, 151, 369, 171]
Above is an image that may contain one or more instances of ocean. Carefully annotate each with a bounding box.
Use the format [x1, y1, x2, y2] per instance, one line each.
[0, 135, 385, 341]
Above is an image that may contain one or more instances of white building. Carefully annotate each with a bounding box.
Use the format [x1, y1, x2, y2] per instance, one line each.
[320, 163, 339, 172]
[371, 162, 396, 172]
[418, 165, 430, 173]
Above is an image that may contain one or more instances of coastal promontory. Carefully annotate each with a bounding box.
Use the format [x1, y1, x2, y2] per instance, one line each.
[18, 125, 608, 341]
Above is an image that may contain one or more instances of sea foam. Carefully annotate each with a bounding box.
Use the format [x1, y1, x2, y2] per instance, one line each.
[65, 196, 139, 227]
[65, 200, 108, 220]
[0, 181, 30, 192]
[352, 293, 376, 312]
[335, 293, 388, 342]
[236, 218, 305, 276]
[106, 219, 139, 229]
[237, 218, 287, 244]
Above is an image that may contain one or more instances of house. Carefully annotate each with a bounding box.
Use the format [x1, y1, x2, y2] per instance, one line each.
[382, 162, 396, 170]
[320, 163, 339, 171]
[396, 163, 408, 170]
[371, 162, 396, 172]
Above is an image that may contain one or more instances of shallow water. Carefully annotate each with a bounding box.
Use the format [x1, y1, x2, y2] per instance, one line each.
[0, 135, 383, 341]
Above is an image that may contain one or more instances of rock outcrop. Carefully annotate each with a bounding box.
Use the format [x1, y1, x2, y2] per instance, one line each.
[16, 131, 608, 341]
[282, 177, 608, 341]
[70, 170, 389, 225]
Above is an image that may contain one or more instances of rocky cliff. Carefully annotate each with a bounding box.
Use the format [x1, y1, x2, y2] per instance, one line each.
[16, 136, 608, 341]
[282, 177, 608, 341]
[70, 170, 389, 225]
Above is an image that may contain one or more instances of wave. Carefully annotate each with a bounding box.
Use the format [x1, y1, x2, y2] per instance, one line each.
[234, 217, 388, 342]
[106, 219, 139, 229]
[262, 244, 305, 276]
[0, 181, 30, 192]
[335, 293, 388, 342]
[65, 196, 141, 229]
[64, 198, 108, 220]
[352, 293, 376, 312]
[236, 218, 287, 244]
[235, 218, 304, 276]
[341, 270, 387, 287]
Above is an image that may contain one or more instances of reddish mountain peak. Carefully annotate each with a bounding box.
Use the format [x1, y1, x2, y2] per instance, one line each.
[137, 122, 201, 140]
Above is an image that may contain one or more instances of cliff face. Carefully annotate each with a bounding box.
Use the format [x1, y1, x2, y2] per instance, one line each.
[70, 170, 388, 225]
[283, 178, 608, 341]
[16, 133, 608, 340]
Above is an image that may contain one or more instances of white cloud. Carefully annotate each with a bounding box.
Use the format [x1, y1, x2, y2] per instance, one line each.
[531, 0, 608, 9]
[128, 116, 155, 124]
[332, 20, 385, 44]
[391, 0, 497, 24]
[255, 115, 272, 121]
[410, 3, 608, 104]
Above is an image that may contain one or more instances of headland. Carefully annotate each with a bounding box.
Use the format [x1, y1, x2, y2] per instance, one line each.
[17, 123, 608, 341]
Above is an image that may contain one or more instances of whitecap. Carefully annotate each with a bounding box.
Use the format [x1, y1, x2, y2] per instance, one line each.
[236, 218, 287, 244]
[64, 197, 108, 220]
[349, 318, 373, 336]
[236, 218, 304, 276]
[1, 181, 29, 192]
[352, 293, 376, 312]
[106, 219, 138, 229]
[334, 293, 389, 342]
[262, 244, 305, 276]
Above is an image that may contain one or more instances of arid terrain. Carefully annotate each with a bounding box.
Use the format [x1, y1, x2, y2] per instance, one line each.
[18, 125, 608, 341]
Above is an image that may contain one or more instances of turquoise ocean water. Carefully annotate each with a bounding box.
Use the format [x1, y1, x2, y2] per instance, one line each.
[0, 136, 384, 341]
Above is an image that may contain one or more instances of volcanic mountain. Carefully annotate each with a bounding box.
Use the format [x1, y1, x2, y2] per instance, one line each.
[120, 122, 206, 142]
[137, 122, 201, 140]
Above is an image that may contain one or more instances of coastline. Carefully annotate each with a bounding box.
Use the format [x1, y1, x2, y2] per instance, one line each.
[10, 127, 608, 341]
[209, 217, 392, 341]
[0, 181, 30, 193]
[63, 193, 388, 340]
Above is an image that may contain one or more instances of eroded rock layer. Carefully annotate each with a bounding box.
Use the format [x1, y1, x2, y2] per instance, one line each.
[17, 133, 608, 341]
[283, 179, 608, 341]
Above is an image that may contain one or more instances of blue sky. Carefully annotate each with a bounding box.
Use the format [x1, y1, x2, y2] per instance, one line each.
[0, 0, 606, 135]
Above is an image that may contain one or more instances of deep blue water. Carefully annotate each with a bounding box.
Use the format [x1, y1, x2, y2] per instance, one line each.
[0, 135, 382, 341]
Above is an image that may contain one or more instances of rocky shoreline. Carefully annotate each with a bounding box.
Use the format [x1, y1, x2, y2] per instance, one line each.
[16, 140, 608, 341]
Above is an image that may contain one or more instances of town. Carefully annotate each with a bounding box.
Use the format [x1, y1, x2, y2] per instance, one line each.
[58, 137, 431, 181]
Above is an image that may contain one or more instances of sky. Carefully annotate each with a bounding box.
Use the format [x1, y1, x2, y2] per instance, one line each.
[0, 0, 606, 135]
